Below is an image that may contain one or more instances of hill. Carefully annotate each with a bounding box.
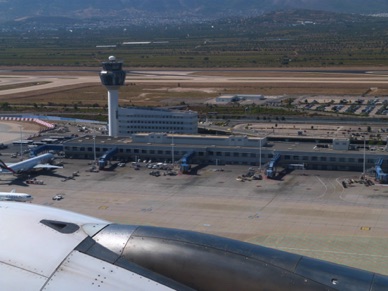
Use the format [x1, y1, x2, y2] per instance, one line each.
[1, 0, 388, 23]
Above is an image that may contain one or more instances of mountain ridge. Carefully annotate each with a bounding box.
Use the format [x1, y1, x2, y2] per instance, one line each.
[1, 0, 388, 23]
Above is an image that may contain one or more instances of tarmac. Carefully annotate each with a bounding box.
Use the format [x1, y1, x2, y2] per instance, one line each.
[0, 122, 41, 143]
[0, 154, 388, 276]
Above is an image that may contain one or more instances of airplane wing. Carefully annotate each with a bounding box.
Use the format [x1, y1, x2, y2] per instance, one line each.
[33, 163, 63, 169]
[1, 202, 388, 290]
[0, 202, 182, 290]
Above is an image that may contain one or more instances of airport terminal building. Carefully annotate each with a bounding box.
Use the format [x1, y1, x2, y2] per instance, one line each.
[63, 133, 388, 173]
[117, 107, 198, 136]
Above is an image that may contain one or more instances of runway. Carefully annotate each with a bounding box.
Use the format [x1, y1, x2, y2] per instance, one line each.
[1, 69, 388, 96]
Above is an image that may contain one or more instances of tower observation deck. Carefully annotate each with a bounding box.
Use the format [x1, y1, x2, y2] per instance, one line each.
[99, 56, 126, 136]
[100, 56, 126, 88]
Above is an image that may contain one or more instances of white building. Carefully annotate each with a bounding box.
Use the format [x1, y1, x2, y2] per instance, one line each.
[215, 94, 265, 103]
[333, 138, 350, 150]
[117, 107, 198, 136]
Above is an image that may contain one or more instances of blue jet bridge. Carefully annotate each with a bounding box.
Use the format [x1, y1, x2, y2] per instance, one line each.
[98, 147, 118, 170]
[265, 153, 281, 179]
[375, 158, 388, 184]
[180, 151, 195, 174]
[30, 144, 64, 157]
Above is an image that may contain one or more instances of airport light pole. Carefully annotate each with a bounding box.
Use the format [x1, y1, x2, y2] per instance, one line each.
[363, 136, 366, 176]
[93, 133, 96, 164]
[19, 126, 23, 161]
[171, 133, 175, 165]
[259, 138, 262, 172]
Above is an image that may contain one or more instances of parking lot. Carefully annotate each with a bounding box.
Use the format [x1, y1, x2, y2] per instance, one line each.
[294, 95, 388, 116]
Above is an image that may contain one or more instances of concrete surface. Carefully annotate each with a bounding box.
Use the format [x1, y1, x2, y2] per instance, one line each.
[0, 157, 387, 276]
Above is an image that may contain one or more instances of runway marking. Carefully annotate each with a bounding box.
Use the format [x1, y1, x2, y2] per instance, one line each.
[336, 177, 347, 201]
[99, 206, 108, 210]
[316, 176, 328, 199]
[360, 226, 372, 231]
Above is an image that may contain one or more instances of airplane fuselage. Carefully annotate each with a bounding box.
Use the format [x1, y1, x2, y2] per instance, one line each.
[0, 153, 55, 174]
[0, 192, 33, 202]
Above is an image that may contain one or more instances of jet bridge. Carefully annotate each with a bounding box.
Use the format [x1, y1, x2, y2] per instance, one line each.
[30, 144, 64, 157]
[98, 147, 118, 170]
[180, 150, 195, 174]
[265, 153, 281, 179]
[375, 158, 388, 183]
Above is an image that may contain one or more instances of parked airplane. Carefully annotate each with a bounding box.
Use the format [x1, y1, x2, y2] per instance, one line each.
[1, 202, 387, 290]
[0, 189, 33, 202]
[0, 153, 62, 175]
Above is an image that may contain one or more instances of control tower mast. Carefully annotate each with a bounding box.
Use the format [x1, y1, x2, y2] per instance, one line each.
[99, 56, 126, 137]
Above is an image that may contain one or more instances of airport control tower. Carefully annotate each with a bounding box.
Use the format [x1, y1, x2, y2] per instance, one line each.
[99, 56, 126, 136]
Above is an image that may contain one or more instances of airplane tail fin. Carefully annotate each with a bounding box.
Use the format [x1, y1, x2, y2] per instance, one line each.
[0, 159, 16, 174]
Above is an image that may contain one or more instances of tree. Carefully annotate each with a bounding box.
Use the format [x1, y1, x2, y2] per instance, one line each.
[1, 102, 11, 110]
